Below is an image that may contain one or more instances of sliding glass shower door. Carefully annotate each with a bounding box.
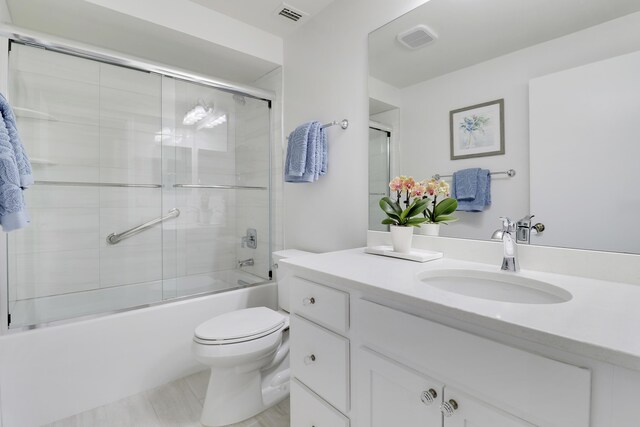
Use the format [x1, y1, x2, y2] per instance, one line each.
[6, 42, 271, 329]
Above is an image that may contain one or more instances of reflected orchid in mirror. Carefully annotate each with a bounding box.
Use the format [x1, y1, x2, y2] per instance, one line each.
[421, 178, 458, 224]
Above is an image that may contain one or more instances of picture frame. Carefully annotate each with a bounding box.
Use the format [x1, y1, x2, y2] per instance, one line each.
[450, 99, 504, 160]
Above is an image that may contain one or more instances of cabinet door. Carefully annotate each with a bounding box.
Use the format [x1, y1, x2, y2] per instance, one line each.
[356, 347, 443, 427]
[442, 387, 537, 427]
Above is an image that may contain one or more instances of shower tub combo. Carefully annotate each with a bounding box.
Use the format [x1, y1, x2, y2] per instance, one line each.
[0, 29, 278, 427]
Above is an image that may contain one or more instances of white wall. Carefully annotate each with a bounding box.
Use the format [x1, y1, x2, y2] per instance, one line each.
[0, 0, 10, 24]
[398, 11, 640, 241]
[0, 285, 277, 427]
[282, 0, 429, 253]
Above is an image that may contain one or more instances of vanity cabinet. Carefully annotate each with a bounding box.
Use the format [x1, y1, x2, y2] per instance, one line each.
[355, 298, 591, 427]
[442, 387, 535, 427]
[288, 270, 592, 427]
[358, 347, 535, 427]
[357, 347, 443, 426]
[289, 276, 351, 426]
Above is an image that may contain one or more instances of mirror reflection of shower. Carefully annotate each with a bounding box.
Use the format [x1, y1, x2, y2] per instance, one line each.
[368, 122, 391, 232]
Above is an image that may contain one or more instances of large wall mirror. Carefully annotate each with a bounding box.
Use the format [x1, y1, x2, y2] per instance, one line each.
[368, 0, 640, 254]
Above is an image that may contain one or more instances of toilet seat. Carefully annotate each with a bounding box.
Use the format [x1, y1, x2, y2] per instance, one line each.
[194, 307, 286, 345]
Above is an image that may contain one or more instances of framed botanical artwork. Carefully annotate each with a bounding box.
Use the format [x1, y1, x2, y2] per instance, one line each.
[450, 99, 504, 160]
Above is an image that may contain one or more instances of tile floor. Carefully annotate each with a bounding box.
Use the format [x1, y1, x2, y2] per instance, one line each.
[44, 370, 290, 427]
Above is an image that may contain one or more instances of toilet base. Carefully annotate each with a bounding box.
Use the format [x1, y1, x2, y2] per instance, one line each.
[200, 343, 290, 427]
[200, 365, 290, 427]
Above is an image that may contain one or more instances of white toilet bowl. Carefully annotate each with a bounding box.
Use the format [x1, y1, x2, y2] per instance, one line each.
[192, 250, 312, 427]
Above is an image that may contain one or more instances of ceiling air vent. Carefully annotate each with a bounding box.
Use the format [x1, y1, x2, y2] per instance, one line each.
[397, 25, 438, 49]
[274, 3, 308, 23]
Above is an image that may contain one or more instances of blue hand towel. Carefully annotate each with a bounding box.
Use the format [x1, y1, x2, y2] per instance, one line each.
[284, 122, 312, 179]
[453, 168, 491, 212]
[319, 126, 328, 176]
[285, 121, 326, 183]
[0, 111, 31, 231]
[452, 168, 480, 200]
[0, 93, 33, 188]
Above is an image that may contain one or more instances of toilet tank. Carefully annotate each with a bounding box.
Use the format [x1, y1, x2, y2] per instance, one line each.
[273, 249, 314, 312]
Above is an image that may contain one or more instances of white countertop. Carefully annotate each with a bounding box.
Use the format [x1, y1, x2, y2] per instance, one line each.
[282, 248, 640, 371]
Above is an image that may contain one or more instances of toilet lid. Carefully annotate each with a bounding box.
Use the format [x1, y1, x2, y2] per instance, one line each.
[194, 307, 285, 342]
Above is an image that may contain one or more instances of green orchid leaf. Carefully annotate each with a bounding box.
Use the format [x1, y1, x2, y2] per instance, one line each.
[406, 217, 428, 226]
[381, 218, 397, 225]
[403, 198, 428, 220]
[434, 215, 458, 223]
[433, 198, 458, 217]
[379, 197, 403, 217]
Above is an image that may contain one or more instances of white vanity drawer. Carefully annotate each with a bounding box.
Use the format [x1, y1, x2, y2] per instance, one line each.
[291, 379, 350, 427]
[290, 314, 349, 414]
[290, 276, 349, 334]
[355, 299, 591, 427]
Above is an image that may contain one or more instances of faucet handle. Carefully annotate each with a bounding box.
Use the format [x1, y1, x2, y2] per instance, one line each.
[499, 217, 515, 232]
[517, 214, 535, 226]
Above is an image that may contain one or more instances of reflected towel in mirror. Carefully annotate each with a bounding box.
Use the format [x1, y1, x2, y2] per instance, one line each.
[452, 168, 491, 212]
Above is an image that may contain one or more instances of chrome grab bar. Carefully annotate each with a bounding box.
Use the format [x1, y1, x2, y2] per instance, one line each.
[106, 208, 180, 245]
[174, 184, 267, 190]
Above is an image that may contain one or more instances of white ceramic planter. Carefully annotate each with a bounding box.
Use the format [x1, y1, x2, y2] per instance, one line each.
[420, 223, 441, 236]
[390, 225, 414, 253]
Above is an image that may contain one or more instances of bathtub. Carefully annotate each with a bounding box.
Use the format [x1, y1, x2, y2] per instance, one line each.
[0, 282, 277, 427]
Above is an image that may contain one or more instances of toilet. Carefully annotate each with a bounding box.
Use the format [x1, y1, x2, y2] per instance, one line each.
[192, 249, 312, 427]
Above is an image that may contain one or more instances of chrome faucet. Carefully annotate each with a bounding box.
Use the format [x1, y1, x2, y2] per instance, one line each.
[238, 258, 254, 268]
[516, 214, 545, 244]
[491, 217, 519, 272]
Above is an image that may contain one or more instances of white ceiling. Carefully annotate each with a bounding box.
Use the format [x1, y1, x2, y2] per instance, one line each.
[369, 0, 640, 89]
[188, 0, 338, 38]
[6, 0, 281, 84]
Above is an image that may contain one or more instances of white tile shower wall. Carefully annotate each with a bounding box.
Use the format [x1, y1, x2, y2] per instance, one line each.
[163, 77, 242, 290]
[99, 128, 161, 184]
[8, 44, 165, 307]
[234, 91, 273, 279]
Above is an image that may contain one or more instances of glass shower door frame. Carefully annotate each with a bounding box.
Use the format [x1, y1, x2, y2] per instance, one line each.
[0, 29, 275, 332]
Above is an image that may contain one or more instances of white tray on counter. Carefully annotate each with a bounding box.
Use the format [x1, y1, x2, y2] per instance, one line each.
[364, 246, 443, 263]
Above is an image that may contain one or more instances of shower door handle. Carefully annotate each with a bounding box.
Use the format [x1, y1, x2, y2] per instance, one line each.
[106, 208, 180, 245]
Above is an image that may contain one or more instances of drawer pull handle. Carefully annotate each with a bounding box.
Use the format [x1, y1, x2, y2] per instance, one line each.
[303, 297, 316, 306]
[440, 399, 459, 417]
[304, 354, 316, 365]
[420, 388, 438, 405]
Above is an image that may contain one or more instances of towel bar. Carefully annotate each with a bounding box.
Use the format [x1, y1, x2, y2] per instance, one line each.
[321, 119, 349, 129]
[433, 169, 516, 180]
[286, 119, 349, 140]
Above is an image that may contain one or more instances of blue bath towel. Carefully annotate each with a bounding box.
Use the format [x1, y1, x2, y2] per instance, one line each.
[453, 168, 491, 212]
[285, 121, 326, 183]
[0, 93, 33, 188]
[0, 111, 31, 231]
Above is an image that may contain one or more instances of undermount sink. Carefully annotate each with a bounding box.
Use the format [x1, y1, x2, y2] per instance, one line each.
[418, 269, 572, 304]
